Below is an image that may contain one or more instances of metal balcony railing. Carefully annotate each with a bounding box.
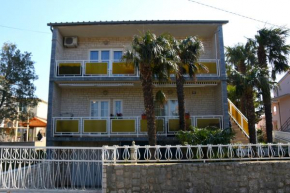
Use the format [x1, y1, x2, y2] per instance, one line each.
[52, 115, 223, 137]
[54, 59, 220, 78]
[228, 99, 249, 138]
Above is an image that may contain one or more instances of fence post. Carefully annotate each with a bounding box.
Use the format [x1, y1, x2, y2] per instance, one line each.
[113, 146, 117, 164]
[130, 141, 137, 163]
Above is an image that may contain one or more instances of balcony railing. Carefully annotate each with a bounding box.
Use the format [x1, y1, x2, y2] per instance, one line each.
[228, 99, 249, 137]
[52, 115, 223, 137]
[54, 59, 220, 77]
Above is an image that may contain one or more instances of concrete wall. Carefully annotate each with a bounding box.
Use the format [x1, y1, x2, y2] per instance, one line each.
[31, 101, 48, 119]
[103, 161, 290, 193]
[56, 86, 222, 117]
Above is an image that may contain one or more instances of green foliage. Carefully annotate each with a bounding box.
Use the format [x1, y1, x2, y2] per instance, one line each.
[0, 43, 39, 121]
[257, 129, 266, 143]
[176, 126, 234, 145]
[155, 90, 167, 107]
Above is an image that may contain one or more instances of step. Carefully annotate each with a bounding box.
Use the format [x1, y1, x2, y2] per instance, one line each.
[230, 118, 249, 144]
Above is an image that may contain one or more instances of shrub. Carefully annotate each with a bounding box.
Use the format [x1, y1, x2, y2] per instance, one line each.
[176, 126, 234, 145]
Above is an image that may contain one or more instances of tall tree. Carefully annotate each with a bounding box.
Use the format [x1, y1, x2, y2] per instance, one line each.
[226, 44, 248, 115]
[250, 28, 290, 142]
[174, 36, 206, 131]
[226, 43, 257, 143]
[123, 32, 178, 145]
[0, 43, 38, 122]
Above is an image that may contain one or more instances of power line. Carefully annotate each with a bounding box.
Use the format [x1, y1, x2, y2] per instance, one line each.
[0, 24, 50, 34]
[188, 0, 288, 29]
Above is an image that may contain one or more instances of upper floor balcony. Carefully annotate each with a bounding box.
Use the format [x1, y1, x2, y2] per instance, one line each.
[54, 59, 220, 78]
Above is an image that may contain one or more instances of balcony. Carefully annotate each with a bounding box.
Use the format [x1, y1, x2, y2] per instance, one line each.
[55, 59, 220, 78]
[52, 115, 223, 137]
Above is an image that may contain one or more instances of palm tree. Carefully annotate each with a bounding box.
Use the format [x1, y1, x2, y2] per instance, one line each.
[226, 43, 257, 143]
[225, 44, 256, 117]
[250, 28, 290, 142]
[174, 36, 206, 131]
[123, 31, 178, 145]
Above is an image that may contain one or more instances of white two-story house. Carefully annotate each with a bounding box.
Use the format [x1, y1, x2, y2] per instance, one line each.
[46, 20, 229, 146]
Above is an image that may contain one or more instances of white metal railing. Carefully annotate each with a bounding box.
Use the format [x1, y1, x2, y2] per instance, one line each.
[55, 59, 220, 78]
[228, 99, 249, 138]
[1, 143, 290, 191]
[52, 115, 223, 137]
[55, 60, 139, 77]
[0, 146, 103, 190]
[103, 143, 290, 164]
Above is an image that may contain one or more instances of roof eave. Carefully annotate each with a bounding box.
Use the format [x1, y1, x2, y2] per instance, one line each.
[47, 20, 229, 27]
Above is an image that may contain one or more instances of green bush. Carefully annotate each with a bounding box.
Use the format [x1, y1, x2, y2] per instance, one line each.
[176, 126, 234, 145]
[257, 129, 266, 143]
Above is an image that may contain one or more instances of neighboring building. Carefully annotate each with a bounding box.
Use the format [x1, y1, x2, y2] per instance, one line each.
[0, 100, 48, 142]
[272, 71, 290, 131]
[46, 20, 229, 146]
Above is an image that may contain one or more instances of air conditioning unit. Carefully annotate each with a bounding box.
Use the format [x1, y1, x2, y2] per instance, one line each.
[64, 37, 78, 48]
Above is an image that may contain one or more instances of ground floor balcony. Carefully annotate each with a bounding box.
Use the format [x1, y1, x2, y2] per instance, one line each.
[52, 115, 223, 137]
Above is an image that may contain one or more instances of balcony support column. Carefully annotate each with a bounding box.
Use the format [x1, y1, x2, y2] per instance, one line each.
[46, 28, 59, 146]
[217, 25, 229, 129]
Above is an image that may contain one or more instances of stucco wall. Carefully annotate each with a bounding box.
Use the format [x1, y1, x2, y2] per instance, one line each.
[103, 161, 290, 193]
[57, 86, 222, 117]
[279, 96, 290, 125]
[274, 72, 290, 97]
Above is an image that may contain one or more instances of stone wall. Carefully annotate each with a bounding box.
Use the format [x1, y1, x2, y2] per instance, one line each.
[103, 161, 290, 193]
[58, 86, 221, 117]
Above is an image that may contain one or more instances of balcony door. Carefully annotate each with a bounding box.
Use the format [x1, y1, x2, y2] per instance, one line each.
[90, 100, 109, 117]
[90, 50, 123, 75]
[155, 99, 178, 117]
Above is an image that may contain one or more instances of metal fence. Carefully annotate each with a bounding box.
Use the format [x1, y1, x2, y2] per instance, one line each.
[1, 143, 290, 191]
[103, 143, 290, 163]
[0, 146, 103, 191]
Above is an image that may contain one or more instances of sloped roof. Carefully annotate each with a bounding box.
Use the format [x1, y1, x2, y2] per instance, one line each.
[23, 117, 47, 127]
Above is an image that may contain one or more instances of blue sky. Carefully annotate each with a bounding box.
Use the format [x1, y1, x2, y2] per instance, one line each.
[1, 0, 289, 101]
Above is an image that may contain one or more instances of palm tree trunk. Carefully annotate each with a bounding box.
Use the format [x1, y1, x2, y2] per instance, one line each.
[140, 63, 156, 146]
[240, 95, 247, 116]
[261, 85, 273, 142]
[239, 61, 247, 116]
[176, 73, 186, 131]
[246, 87, 256, 143]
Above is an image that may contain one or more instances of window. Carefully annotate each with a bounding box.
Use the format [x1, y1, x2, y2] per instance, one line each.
[89, 50, 122, 62]
[89, 50, 123, 73]
[154, 99, 179, 116]
[169, 100, 178, 116]
[90, 100, 109, 117]
[101, 51, 110, 62]
[273, 105, 277, 115]
[113, 51, 123, 62]
[90, 51, 98, 61]
[113, 100, 123, 115]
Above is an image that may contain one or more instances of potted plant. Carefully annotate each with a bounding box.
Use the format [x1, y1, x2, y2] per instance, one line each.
[117, 113, 123, 117]
[141, 113, 147, 120]
[185, 112, 190, 119]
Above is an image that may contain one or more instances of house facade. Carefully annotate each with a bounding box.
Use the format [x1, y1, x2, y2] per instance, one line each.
[46, 20, 229, 146]
[272, 71, 290, 131]
[0, 99, 47, 142]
